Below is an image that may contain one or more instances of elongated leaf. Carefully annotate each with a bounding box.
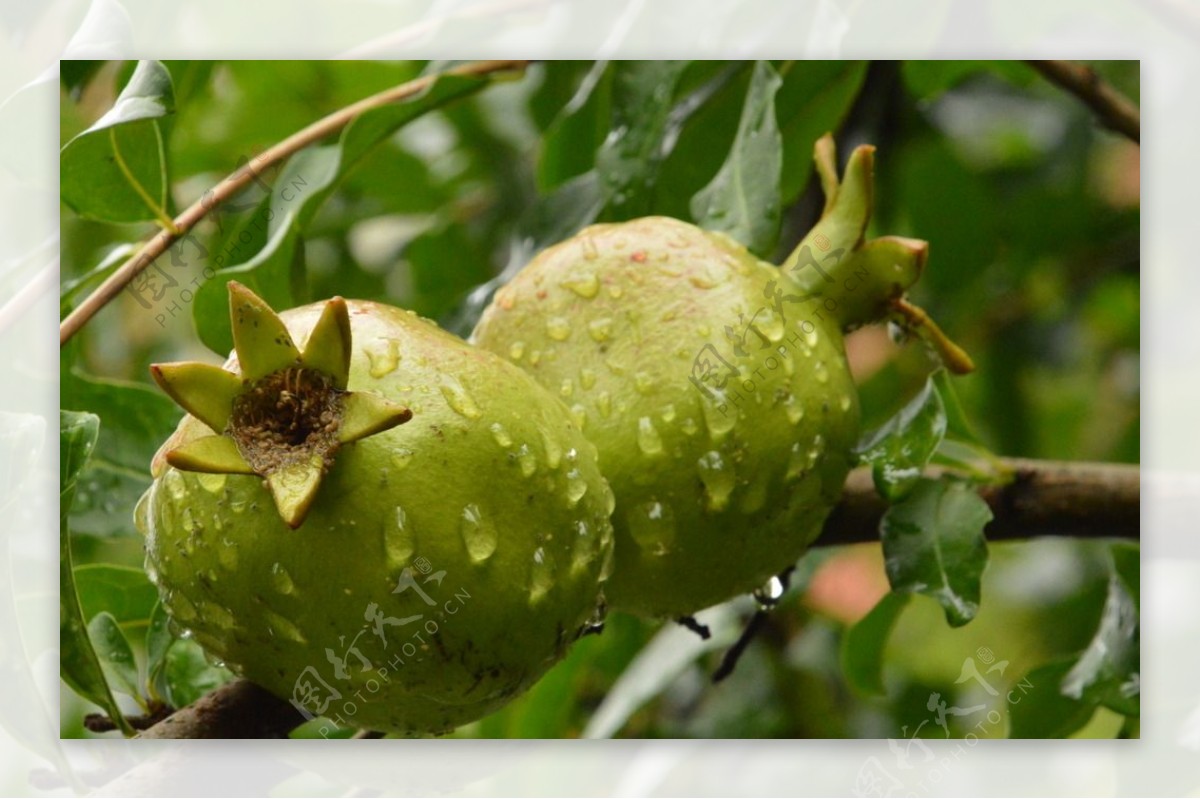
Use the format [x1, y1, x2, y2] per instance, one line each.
[537, 61, 612, 191]
[74, 564, 158, 625]
[1061, 543, 1140, 716]
[690, 60, 784, 257]
[60, 60, 175, 223]
[881, 477, 992, 627]
[1008, 659, 1097, 738]
[596, 60, 690, 219]
[840, 591, 910, 696]
[194, 71, 496, 356]
[857, 377, 947, 501]
[87, 612, 141, 701]
[59, 412, 133, 735]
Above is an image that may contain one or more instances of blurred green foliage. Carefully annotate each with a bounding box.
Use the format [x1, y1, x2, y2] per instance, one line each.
[59, 60, 1139, 740]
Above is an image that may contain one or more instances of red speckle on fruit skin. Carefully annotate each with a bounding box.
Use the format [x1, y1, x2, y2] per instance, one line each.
[631, 251, 647, 263]
[536, 289, 548, 300]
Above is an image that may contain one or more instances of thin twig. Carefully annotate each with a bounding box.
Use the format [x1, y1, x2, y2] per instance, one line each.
[1027, 60, 1140, 144]
[58, 59, 531, 347]
[132, 455, 1138, 739]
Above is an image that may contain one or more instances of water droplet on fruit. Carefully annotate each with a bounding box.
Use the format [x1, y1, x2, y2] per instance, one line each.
[569, 519, 595, 574]
[660, 403, 677, 422]
[580, 602, 608, 636]
[441, 377, 481, 419]
[490, 422, 514, 449]
[197, 473, 226, 494]
[365, 338, 401, 378]
[680, 417, 699, 436]
[171, 591, 198, 623]
[270, 562, 297, 595]
[164, 470, 186, 501]
[566, 468, 588, 506]
[700, 393, 737, 439]
[560, 378, 574, 399]
[814, 360, 829, 384]
[509, 341, 526, 360]
[460, 503, 498, 563]
[560, 272, 600, 298]
[529, 349, 542, 366]
[784, 394, 805, 425]
[218, 537, 239, 569]
[697, 450, 735, 512]
[596, 391, 612, 418]
[808, 433, 826, 468]
[757, 309, 785, 343]
[839, 394, 853, 413]
[542, 429, 564, 469]
[529, 547, 556, 604]
[200, 601, 236, 631]
[516, 443, 537, 477]
[804, 328, 819, 348]
[753, 574, 787, 608]
[181, 507, 197, 533]
[577, 369, 597, 391]
[391, 448, 414, 469]
[385, 505, 417, 568]
[588, 318, 614, 342]
[134, 490, 152, 537]
[569, 403, 588, 430]
[634, 371, 655, 394]
[607, 284, 624, 299]
[637, 417, 664, 456]
[627, 500, 676, 555]
[546, 317, 572, 341]
[264, 608, 307, 643]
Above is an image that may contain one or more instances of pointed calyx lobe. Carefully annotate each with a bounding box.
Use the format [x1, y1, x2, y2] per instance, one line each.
[150, 282, 412, 528]
[778, 134, 972, 374]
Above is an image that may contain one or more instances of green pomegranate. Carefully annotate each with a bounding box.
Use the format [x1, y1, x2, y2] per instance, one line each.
[472, 136, 970, 618]
[139, 283, 613, 735]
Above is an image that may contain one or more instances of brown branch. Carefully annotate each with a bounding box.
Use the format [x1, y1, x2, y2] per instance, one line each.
[58, 59, 531, 348]
[132, 456, 1138, 739]
[135, 679, 304, 739]
[822, 457, 1139, 546]
[1026, 60, 1140, 144]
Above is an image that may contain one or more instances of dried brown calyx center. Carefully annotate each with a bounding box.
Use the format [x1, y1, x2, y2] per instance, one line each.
[229, 367, 344, 474]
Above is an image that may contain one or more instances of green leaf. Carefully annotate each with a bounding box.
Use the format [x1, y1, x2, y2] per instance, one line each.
[776, 60, 868, 204]
[163, 638, 235, 709]
[690, 60, 784, 257]
[537, 61, 612, 191]
[840, 591, 911, 696]
[73, 564, 158, 625]
[60, 60, 175, 224]
[1007, 659, 1098, 738]
[145, 602, 173, 701]
[596, 60, 690, 219]
[59, 411, 133, 735]
[60, 365, 180, 537]
[881, 477, 992, 627]
[1061, 544, 1140, 716]
[857, 376, 947, 501]
[86, 612, 142, 702]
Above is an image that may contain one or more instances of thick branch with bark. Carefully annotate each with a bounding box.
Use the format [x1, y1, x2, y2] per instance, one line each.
[1027, 60, 1140, 143]
[131, 456, 1139, 739]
